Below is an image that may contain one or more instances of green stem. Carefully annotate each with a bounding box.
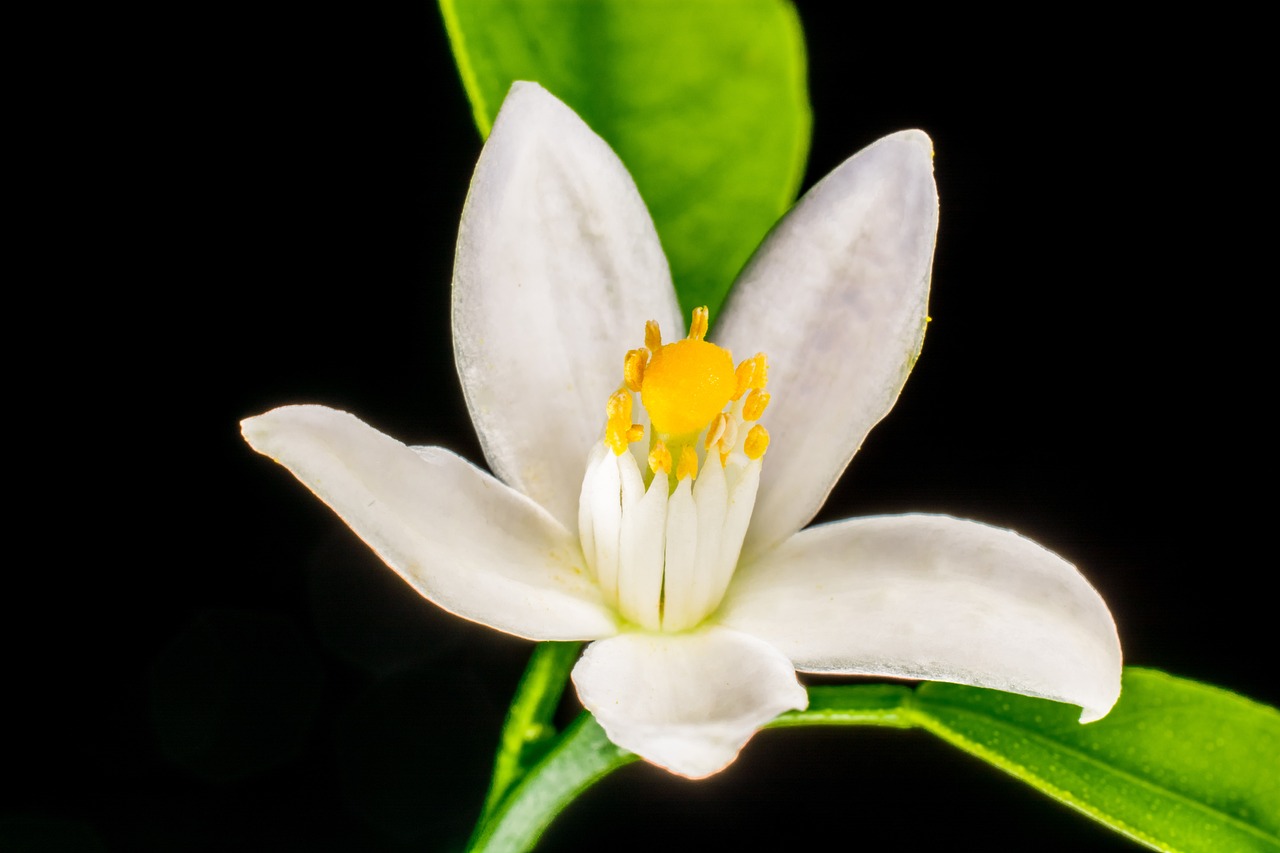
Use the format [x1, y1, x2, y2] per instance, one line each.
[769, 683, 917, 729]
[467, 682, 920, 852]
[473, 642, 583, 828]
[468, 712, 637, 853]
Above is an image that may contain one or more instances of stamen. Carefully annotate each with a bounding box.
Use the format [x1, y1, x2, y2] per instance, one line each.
[744, 424, 770, 460]
[626, 424, 644, 443]
[719, 416, 738, 451]
[607, 388, 631, 420]
[704, 412, 727, 450]
[644, 320, 662, 352]
[648, 439, 672, 475]
[733, 353, 768, 400]
[605, 389, 633, 455]
[743, 389, 770, 421]
[688, 306, 709, 342]
[624, 349, 648, 392]
[676, 446, 698, 481]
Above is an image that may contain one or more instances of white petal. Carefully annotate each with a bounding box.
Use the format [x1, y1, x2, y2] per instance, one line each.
[718, 514, 1121, 722]
[714, 131, 939, 556]
[452, 81, 683, 528]
[572, 628, 808, 778]
[241, 405, 618, 640]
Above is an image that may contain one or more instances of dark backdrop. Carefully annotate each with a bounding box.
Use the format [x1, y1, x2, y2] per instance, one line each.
[22, 3, 1272, 851]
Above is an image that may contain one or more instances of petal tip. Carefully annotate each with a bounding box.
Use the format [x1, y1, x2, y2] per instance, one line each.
[887, 127, 934, 154]
[240, 404, 343, 455]
[1078, 670, 1123, 724]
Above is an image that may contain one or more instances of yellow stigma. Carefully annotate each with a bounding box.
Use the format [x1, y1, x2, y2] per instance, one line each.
[640, 308, 735, 436]
[744, 424, 770, 460]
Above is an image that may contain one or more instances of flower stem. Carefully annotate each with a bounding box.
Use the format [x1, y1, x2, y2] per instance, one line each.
[472, 641, 583, 829]
[467, 712, 637, 853]
[467, 680, 921, 853]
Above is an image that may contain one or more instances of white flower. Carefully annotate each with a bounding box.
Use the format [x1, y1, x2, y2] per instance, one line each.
[242, 82, 1121, 779]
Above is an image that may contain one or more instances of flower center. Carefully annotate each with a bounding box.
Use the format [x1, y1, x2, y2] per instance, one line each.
[578, 307, 771, 633]
[641, 339, 735, 436]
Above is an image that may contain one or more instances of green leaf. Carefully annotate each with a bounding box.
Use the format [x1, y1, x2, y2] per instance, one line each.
[439, 0, 810, 318]
[770, 682, 916, 729]
[910, 668, 1280, 852]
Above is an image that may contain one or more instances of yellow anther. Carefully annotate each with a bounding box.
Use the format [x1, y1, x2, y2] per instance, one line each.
[676, 445, 698, 481]
[626, 424, 644, 443]
[644, 320, 662, 352]
[688, 306, 710, 342]
[704, 412, 727, 450]
[624, 348, 648, 392]
[606, 388, 631, 421]
[605, 389, 634, 455]
[605, 431, 627, 456]
[744, 424, 770, 460]
[742, 389, 770, 421]
[733, 353, 768, 400]
[648, 440, 672, 475]
[641, 338, 735, 436]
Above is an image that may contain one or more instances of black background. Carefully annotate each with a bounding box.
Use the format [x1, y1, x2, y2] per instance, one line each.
[20, 3, 1273, 851]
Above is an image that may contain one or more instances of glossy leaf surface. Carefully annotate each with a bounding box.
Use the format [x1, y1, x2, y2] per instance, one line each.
[440, 0, 810, 317]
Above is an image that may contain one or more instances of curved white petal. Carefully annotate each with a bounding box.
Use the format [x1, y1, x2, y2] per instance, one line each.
[572, 628, 808, 778]
[714, 131, 939, 556]
[241, 405, 619, 640]
[718, 514, 1121, 722]
[453, 81, 683, 528]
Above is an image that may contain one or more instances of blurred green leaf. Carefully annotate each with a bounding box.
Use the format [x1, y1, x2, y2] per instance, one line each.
[439, 0, 810, 318]
[911, 669, 1280, 852]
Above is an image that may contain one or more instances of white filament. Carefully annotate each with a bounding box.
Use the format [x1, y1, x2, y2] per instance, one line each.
[578, 442, 763, 633]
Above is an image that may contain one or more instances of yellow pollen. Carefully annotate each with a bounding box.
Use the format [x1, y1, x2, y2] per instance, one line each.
[640, 336, 736, 436]
[744, 424, 770, 460]
[688, 306, 709, 342]
[605, 389, 634, 455]
[743, 389, 770, 421]
[626, 424, 644, 443]
[676, 445, 698, 480]
[606, 388, 631, 420]
[648, 440, 672, 475]
[624, 348, 647, 392]
[733, 353, 768, 400]
[644, 320, 662, 352]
